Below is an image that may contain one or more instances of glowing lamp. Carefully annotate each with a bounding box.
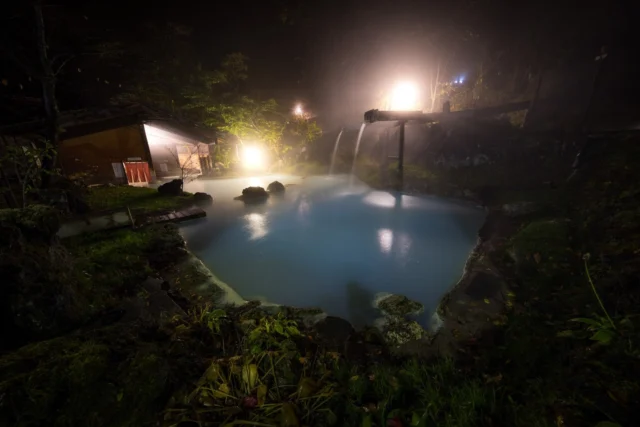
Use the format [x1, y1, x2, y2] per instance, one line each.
[242, 145, 265, 170]
[389, 82, 420, 111]
[293, 104, 304, 116]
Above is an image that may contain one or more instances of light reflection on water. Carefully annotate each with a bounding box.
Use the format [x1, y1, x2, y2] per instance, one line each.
[181, 175, 485, 327]
[244, 213, 267, 240]
[377, 228, 393, 254]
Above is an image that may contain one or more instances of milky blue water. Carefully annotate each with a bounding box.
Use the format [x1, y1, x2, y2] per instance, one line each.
[181, 175, 485, 326]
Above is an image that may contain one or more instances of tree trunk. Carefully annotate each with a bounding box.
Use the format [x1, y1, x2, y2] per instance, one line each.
[0, 137, 19, 208]
[33, 0, 60, 189]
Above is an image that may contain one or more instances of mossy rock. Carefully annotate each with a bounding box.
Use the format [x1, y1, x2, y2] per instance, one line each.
[193, 192, 213, 207]
[267, 180, 285, 194]
[377, 294, 424, 317]
[236, 187, 269, 203]
[380, 316, 425, 346]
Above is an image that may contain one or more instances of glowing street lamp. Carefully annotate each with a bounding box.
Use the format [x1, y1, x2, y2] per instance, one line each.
[242, 145, 266, 171]
[389, 81, 420, 111]
[293, 104, 304, 116]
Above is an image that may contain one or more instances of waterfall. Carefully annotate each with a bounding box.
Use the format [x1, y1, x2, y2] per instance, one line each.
[328, 128, 344, 175]
[350, 122, 367, 184]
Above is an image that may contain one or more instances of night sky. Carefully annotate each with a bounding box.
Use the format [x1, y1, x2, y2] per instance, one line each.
[2, 0, 636, 129]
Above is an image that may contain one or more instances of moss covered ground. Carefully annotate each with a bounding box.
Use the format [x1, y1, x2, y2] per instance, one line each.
[86, 185, 195, 214]
[1, 136, 639, 426]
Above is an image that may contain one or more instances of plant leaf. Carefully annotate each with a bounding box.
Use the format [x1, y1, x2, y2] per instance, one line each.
[281, 402, 299, 427]
[274, 322, 284, 335]
[556, 330, 574, 338]
[257, 384, 267, 406]
[212, 383, 231, 398]
[241, 364, 259, 391]
[570, 317, 602, 326]
[286, 326, 301, 336]
[591, 329, 615, 344]
[411, 412, 421, 426]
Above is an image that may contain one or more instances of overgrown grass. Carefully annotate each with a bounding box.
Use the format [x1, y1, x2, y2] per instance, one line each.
[86, 185, 194, 213]
[60, 224, 187, 318]
[0, 327, 174, 427]
[165, 308, 497, 427]
[3, 137, 640, 427]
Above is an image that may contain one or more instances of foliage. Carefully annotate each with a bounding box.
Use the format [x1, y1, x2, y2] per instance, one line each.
[0, 205, 82, 347]
[166, 305, 495, 427]
[86, 185, 194, 214]
[208, 96, 287, 158]
[213, 143, 237, 168]
[0, 328, 172, 427]
[0, 138, 58, 207]
[246, 312, 302, 354]
[288, 116, 323, 148]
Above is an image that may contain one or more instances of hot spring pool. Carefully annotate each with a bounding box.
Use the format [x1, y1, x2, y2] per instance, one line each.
[180, 175, 485, 326]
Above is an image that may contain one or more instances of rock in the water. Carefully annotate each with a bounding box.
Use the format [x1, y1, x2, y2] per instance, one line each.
[236, 186, 269, 203]
[380, 317, 425, 346]
[267, 181, 285, 193]
[314, 316, 354, 348]
[377, 294, 424, 317]
[158, 179, 183, 196]
[193, 192, 213, 207]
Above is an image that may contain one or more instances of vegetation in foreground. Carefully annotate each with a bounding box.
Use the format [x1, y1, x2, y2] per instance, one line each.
[86, 185, 195, 214]
[1, 137, 640, 427]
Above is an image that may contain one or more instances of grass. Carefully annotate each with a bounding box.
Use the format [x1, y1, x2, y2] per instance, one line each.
[86, 185, 194, 214]
[2, 136, 640, 427]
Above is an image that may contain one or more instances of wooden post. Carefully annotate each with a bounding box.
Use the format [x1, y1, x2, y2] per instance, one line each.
[397, 120, 406, 191]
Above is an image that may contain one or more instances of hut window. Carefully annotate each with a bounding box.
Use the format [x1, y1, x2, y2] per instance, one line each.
[112, 163, 125, 178]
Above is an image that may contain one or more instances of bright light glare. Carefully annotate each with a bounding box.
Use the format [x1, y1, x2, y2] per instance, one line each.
[378, 228, 394, 254]
[242, 146, 265, 170]
[389, 82, 420, 111]
[294, 104, 304, 116]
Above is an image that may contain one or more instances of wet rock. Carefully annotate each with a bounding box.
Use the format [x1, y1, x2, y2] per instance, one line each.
[380, 316, 425, 346]
[377, 294, 424, 317]
[502, 201, 543, 218]
[158, 179, 183, 196]
[313, 316, 354, 348]
[235, 186, 269, 203]
[267, 181, 285, 194]
[193, 192, 213, 207]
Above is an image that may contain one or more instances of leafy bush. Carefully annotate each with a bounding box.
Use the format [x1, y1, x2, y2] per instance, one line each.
[0, 205, 81, 348]
[0, 330, 171, 427]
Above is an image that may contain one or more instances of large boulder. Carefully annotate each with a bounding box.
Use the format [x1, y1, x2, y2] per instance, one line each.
[235, 186, 269, 204]
[158, 179, 183, 196]
[267, 181, 285, 194]
[376, 294, 424, 317]
[193, 192, 213, 207]
[379, 317, 425, 347]
[313, 316, 354, 349]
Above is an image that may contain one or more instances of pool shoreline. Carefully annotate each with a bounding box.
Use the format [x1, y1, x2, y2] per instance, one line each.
[172, 176, 511, 357]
